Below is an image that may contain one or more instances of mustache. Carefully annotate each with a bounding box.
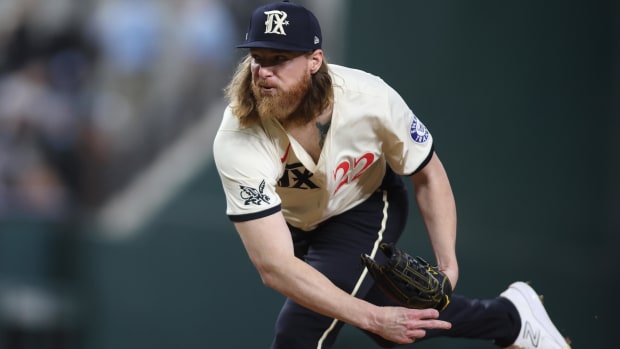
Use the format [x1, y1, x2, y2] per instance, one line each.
[254, 79, 277, 89]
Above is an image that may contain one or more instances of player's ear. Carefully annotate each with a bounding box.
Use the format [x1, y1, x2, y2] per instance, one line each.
[308, 49, 323, 74]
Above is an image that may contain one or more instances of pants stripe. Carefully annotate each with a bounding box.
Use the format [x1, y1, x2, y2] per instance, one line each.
[315, 190, 389, 349]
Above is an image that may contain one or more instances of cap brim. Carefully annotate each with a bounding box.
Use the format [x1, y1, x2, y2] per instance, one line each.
[236, 41, 314, 52]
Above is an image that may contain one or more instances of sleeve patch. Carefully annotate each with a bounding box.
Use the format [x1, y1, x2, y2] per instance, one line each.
[409, 116, 430, 144]
[239, 179, 271, 205]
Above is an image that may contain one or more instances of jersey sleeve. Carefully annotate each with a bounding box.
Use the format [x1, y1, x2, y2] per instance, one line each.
[381, 84, 434, 175]
[213, 110, 283, 222]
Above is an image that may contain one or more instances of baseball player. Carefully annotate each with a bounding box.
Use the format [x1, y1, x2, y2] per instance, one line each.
[213, 1, 571, 348]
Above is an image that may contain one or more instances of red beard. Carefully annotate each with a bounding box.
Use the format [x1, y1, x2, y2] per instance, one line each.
[252, 73, 311, 122]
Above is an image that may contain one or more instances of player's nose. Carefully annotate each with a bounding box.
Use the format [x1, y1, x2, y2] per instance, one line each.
[255, 64, 275, 79]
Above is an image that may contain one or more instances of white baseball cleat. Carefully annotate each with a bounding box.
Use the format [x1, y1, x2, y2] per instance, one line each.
[500, 282, 571, 349]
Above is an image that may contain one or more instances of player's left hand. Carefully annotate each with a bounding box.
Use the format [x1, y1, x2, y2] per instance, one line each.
[361, 243, 453, 311]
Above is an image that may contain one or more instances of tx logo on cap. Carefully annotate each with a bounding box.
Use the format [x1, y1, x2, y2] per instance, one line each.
[264, 10, 289, 35]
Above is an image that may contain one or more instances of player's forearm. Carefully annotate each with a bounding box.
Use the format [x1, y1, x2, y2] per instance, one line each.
[411, 154, 458, 284]
[260, 256, 378, 331]
[416, 180, 457, 268]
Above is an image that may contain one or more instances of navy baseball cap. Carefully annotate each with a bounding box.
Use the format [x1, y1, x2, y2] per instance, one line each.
[237, 1, 322, 52]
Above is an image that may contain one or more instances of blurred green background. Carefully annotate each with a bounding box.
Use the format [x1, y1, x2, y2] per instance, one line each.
[1, 0, 617, 348]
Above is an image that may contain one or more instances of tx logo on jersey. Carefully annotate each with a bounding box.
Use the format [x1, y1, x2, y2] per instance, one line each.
[279, 162, 318, 189]
[522, 321, 541, 347]
[239, 180, 271, 205]
[264, 10, 289, 35]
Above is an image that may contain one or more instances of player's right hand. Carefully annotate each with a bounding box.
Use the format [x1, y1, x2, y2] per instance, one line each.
[372, 306, 452, 344]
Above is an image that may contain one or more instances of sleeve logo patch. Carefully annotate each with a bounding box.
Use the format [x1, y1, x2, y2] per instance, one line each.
[239, 180, 271, 205]
[409, 116, 430, 144]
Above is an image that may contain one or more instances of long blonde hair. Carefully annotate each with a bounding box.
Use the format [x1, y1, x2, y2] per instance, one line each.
[224, 53, 334, 128]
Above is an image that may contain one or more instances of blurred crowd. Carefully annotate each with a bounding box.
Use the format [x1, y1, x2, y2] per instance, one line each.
[0, 2, 268, 345]
[0, 0, 258, 220]
[0, 1, 341, 347]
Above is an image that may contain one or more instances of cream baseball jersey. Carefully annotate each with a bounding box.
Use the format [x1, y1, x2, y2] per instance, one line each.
[213, 64, 434, 231]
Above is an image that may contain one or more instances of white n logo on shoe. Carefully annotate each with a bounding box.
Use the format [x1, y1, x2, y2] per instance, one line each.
[523, 321, 541, 347]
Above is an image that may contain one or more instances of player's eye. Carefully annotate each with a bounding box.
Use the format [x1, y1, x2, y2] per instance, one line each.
[253, 56, 288, 67]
